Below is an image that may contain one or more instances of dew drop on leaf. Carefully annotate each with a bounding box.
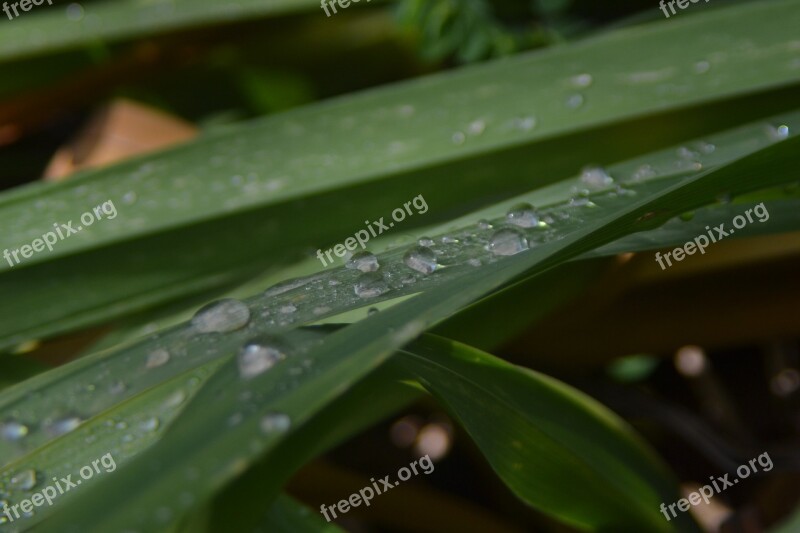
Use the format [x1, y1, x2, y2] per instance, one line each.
[191, 299, 251, 333]
[403, 246, 438, 275]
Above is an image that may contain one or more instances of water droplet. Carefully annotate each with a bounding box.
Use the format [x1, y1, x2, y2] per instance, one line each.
[121, 191, 137, 205]
[565, 93, 584, 109]
[451, 131, 466, 145]
[260, 413, 291, 434]
[192, 299, 251, 333]
[140, 417, 160, 432]
[512, 116, 536, 131]
[47, 415, 82, 436]
[468, 120, 486, 135]
[418, 237, 435, 247]
[477, 219, 493, 230]
[440, 235, 459, 244]
[570, 73, 593, 87]
[403, 246, 438, 275]
[279, 304, 297, 315]
[346, 251, 379, 273]
[766, 124, 790, 141]
[368, 307, 380, 316]
[693, 60, 711, 74]
[468, 258, 482, 267]
[354, 272, 388, 299]
[108, 381, 126, 395]
[312, 306, 331, 315]
[677, 146, 700, 160]
[238, 338, 287, 379]
[580, 166, 614, 189]
[228, 412, 244, 427]
[630, 164, 657, 182]
[11, 470, 37, 491]
[0, 420, 29, 441]
[65, 2, 85, 21]
[146, 348, 170, 369]
[488, 229, 529, 256]
[506, 203, 539, 228]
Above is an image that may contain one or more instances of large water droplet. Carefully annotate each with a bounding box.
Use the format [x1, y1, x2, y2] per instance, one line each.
[403, 246, 438, 275]
[506, 203, 539, 228]
[488, 229, 529, 256]
[146, 348, 170, 369]
[260, 413, 291, 434]
[192, 299, 251, 333]
[354, 272, 388, 299]
[346, 251, 379, 273]
[580, 165, 614, 189]
[0, 420, 29, 441]
[238, 337, 287, 379]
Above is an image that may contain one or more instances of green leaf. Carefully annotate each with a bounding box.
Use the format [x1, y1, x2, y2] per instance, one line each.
[2, 0, 799, 348]
[38, 130, 800, 531]
[0, 0, 322, 62]
[397, 334, 695, 531]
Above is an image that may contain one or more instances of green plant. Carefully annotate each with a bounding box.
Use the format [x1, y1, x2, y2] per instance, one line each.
[1, 0, 799, 531]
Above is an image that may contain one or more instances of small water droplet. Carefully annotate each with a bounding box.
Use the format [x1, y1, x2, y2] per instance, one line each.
[630, 164, 657, 182]
[368, 307, 380, 316]
[506, 203, 539, 228]
[418, 237, 435, 247]
[468, 258, 482, 267]
[565, 93, 584, 109]
[47, 415, 82, 437]
[693, 60, 711, 74]
[0, 420, 29, 441]
[766, 124, 790, 141]
[66, 3, 85, 21]
[140, 417, 160, 432]
[108, 381, 126, 395]
[146, 348, 170, 369]
[451, 131, 466, 145]
[354, 272, 388, 299]
[512, 116, 536, 131]
[488, 229, 529, 256]
[228, 412, 244, 427]
[440, 235, 459, 244]
[11, 470, 37, 491]
[580, 166, 614, 189]
[468, 120, 486, 135]
[312, 306, 331, 316]
[192, 299, 251, 333]
[238, 337, 287, 379]
[570, 73, 593, 87]
[403, 246, 438, 275]
[260, 413, 291, 434]
[477, 219, 493, 230]
[346, 251, 379, 273]
[121, 191, 137, 205]
[279, 304, 297, 315]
